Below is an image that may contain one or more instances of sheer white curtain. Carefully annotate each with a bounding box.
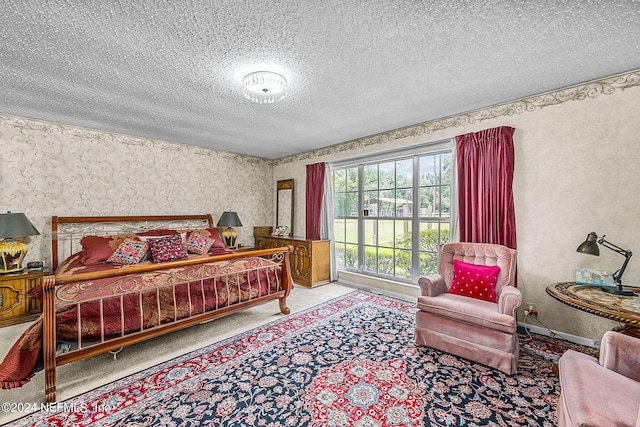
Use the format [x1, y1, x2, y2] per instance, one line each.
[320, 163, 337, 281]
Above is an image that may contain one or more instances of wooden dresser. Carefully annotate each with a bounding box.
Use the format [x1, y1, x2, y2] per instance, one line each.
[253, 232, 330, 288]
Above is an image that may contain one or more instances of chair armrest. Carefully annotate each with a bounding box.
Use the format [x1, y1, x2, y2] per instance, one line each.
[418, 275, 447, 296]
[497, 285, 522, 316]
[599, 331, 640, 382]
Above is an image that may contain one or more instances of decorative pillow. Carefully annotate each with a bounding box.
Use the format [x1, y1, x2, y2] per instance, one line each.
[147, 234, 188, 262]
[107, 238, 149, 265]
[137, 229, 180, 237]
[449, 259, 501, 302]
[138, 229, 187, 243]
[188, 228, 227, 251]
[186, 231, 216, 255]
[80, 234, 138, 265]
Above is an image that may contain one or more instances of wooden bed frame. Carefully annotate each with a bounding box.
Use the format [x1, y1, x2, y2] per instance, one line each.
[41, 214, 294, 402]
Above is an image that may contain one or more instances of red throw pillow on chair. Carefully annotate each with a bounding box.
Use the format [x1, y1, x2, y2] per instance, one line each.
[449, 259, 501, 302]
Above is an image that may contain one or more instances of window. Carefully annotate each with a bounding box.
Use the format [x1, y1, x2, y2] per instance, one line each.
[331, 140, 453, 283]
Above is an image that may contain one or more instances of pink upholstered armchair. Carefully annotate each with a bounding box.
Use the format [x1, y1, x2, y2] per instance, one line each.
[415, 242, 521, 374]
[557, 331, 640, 427]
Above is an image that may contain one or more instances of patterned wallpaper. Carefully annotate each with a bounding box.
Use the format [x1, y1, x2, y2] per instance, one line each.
[275, 69, 640, 165]
[0, 115, 274, 266]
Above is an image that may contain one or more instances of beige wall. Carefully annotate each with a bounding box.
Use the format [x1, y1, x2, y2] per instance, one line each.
[273, 71, 640, 341]
[0, 115, 274, 265]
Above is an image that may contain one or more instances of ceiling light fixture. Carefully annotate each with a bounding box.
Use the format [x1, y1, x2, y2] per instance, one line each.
[243, 71, 288, 104]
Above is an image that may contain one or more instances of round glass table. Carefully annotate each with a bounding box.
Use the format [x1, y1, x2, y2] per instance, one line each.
[546, 282, 640, 337]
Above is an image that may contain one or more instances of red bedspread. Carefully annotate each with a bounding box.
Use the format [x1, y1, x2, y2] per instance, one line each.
[0, 253, 282, 389]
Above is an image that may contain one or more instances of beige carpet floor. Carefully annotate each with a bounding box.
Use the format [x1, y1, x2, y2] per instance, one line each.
[0, 282, 404, 425]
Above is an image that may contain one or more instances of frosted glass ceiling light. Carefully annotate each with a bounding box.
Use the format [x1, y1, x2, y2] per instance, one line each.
[243, 71, 288, 104]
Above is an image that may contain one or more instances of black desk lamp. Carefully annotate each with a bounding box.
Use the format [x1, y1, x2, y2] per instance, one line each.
[577, 232, 636, 296]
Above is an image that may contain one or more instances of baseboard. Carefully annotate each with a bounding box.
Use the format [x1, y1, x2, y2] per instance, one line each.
[519, 322, 600, 349]
[336, 274, 420, 300]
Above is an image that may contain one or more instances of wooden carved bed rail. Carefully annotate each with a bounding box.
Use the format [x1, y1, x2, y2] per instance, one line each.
[41, 215, 294, 403]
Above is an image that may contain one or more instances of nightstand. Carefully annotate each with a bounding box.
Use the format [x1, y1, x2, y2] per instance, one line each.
[0, 269, 48, 327]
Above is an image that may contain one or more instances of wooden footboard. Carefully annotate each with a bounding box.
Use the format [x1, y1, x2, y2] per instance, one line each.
[41, 214, 294, 403]
[42, 246, 293, 403]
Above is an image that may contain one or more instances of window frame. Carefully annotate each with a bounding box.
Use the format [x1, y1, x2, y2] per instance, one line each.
[330, 138, 454, 284]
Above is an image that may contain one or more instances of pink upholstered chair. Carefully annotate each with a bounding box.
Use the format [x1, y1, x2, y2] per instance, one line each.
[557, 331, 640, 427]
[415, 242, 521, 374]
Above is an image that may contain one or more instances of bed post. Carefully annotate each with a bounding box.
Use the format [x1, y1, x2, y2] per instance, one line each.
[279, 246, 294, 315]
[51, 216, 59, 270]
[42, 274, 57, 403]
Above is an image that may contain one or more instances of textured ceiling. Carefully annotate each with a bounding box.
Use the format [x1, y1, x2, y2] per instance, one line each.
[1, 1, 639, 160]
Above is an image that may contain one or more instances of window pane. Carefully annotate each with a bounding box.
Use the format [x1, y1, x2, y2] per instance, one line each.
[364, 219, 376, 246]
[379, 189, 395, 217]
[334, 218, 346, 242]
[394, 220, 411, 249]
[333, 169, 346, 191]
[420, 155, 438, 186]
[364, 245, 377, 272]
[396, 158, 412, 188]
[345, 244, 358, 268]
[420, 251, 438, 275]
[441, 152, 452, 184]
[440, 222, 450, 244]
[345, 218, 358, 244]
[419, 187, 439, 218]
[441, 185, 451, 217]
[395, 249, 412, 278]
[335, 243, 346, 269]
[364, 190, 378, 216]
[364, 164, 378, 190]
[395, 188, 412, 217]
[334, 192, 346, 217]
[346, 167, 358, 191]
[379, 162, 395, 189]
[419, 222, 441, 252]
[378, 220, 394, 247]
[345, 192, 358, 217]
[378, 247, 394, 274]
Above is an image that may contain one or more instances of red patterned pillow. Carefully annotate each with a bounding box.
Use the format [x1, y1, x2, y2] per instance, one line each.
[449, 259, 501, 302]
[80, 234, 138, 265]
[147, 234, 188, 262]
[188, 228, 227, 251]
[107, 238, 149, 265]
[186, 231, 216, 255]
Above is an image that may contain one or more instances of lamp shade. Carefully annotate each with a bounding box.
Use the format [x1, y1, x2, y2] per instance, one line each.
[0, 212, 39, 273]
[217, 211, 242, 227]
[0, 212, 40, 238]
[576, 232, 599, 256]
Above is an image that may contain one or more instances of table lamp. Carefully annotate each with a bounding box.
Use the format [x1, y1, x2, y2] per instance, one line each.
[217, 211, 242, 249]
[577, 232, 636, 296]
[0, 212, 41, 273]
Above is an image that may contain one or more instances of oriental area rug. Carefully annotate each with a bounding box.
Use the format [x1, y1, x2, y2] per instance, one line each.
[13, 290, 589, 427]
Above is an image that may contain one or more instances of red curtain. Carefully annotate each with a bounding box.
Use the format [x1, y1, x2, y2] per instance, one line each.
[456, 126, 517, 249]
[306, 162, 325, 240]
